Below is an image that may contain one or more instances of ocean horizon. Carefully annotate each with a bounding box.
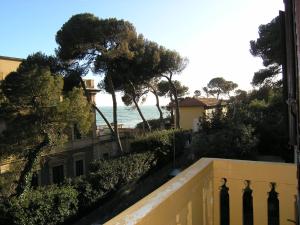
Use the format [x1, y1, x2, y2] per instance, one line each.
[95, 105, 169, 128]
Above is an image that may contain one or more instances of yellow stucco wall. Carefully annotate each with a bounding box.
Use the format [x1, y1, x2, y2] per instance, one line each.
[178, 107, 205, 130]
[0, 57, 22, 80]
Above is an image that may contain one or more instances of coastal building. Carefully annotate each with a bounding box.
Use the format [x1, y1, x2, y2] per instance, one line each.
[0, 56, 132, 185]
[174, 97, 227, 131]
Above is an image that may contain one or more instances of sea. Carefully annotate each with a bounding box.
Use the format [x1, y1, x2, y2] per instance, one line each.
[95, 106, 168, 128]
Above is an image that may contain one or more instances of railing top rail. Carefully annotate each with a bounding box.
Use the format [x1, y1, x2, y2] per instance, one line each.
[210, 158, 297, 185]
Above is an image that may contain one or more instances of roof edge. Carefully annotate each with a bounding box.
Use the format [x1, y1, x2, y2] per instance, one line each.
[0, 56, 23, 62]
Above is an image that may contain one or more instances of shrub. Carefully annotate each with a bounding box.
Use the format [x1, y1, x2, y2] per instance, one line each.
[69, 177, 100, 210]
[7, 185, 78, 225]
[131, 129, 188, 162]
[65, 151, 157, 213]
[192, 122, 258, 160]
[88, 151, 156, 195]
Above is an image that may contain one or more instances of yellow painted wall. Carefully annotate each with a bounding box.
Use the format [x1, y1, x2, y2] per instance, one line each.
[0, 57, 22, 80]
[104, 158, 297, 225]
[178, 107, 205, 130]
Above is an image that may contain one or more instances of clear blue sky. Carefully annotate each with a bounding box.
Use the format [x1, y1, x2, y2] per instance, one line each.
[1, 0, 284, 106]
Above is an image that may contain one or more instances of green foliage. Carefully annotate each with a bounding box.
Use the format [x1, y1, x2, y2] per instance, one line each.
[250, 15, 282, 86]
[193, 111, 258, 160]
[0, 151, 158, 225]
[68, 177, 100, 209]
[250, 15, 282, 67]
[0, 53, 92, 196]
[195, 123, 258, 159]
[1, 54, 92, 157]
[89, 152, 156, 191]
[131, 129, 187, 162]
[56, 13, 140, 153]
[158, 48, 188, 75]
[227, 87, 290, 160]
[252, 65, 281, 86]
[248, 89, 289, 157]
[67, 151, 157, 212]
[6, 185, 78, 225]
[157, 80, 189, 98]
[204, 77, 238, 99]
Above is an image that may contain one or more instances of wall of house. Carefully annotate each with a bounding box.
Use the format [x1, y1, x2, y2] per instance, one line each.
[178, 107, 205, 130]
[39, 137, 133, 185]
[0, 57, 22, 80]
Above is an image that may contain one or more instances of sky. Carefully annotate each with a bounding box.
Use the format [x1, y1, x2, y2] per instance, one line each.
[0, 0, 284, 106]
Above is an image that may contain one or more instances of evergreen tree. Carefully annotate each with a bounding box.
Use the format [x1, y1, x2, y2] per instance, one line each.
[0, 54, 92, 196]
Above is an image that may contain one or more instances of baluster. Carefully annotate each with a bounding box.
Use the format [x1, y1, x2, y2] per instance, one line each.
[219, 178, 230, 225]
[243, 180, 253, 225]
[267, 182, 279, 225]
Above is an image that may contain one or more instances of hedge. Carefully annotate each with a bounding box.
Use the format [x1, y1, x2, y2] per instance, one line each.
[71, 151, 156, 211]
[6, 185, 78, 225]
[0, 129, 190, 225]
[130, 129, 188, 163]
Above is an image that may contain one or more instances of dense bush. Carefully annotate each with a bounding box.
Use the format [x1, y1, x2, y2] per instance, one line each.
[192, 107, 258, 160]
[6, 185, 78, 225]
[69, 151, 156, 213]
[131, 129, 188, 162]
[192, 123, 258, 159]
[88, 151, 156, 194]
[69, 177, 100, 210]
[0, 131, 190, 225]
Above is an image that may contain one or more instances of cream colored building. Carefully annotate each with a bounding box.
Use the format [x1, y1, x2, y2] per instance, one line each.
[0, 56, 22, 80]
[175, 97, 226, 131]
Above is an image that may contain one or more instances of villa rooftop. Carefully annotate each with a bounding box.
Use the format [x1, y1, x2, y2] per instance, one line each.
[177, 97, 226, 108]
[0, 55, 23, 62]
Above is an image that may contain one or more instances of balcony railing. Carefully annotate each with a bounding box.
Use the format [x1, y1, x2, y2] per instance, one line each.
[104, 158, 297, 225]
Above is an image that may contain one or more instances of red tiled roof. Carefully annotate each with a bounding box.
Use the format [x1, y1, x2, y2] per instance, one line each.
[174, 97, 226, 108]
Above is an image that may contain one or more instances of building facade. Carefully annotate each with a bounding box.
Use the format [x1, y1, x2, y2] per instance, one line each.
[174, 97, 226, 131]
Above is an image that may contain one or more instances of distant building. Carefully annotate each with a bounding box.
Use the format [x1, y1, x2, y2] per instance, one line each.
[0, 56, 22, 80]
[174, 97, 227, 131]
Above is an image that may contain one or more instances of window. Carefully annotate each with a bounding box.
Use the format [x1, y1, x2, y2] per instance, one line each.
[74, 124, 82, 139]
[52, 165, 64, 184]
[103, 153, 109, 159]
[31, 171, 39, 188]
[75, 160, 84, 176]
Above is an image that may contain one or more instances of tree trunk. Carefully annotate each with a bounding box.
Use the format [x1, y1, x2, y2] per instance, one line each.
[92, 104, 114, 135]
[151, 90, 164, 130]
[107, 74, 123, 153]
[132, 97, 151, 132]
[166, 77, 180, 129]
[79, 78, 114, 134]
[14, 138, 49, 197]
[170, 94, 175, 126]
[128, 81, 151, 132]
